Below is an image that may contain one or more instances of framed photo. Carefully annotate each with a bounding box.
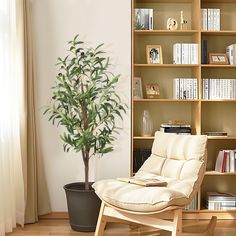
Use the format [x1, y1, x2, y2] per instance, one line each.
[145, 83, 160, 99]
[146, 45, 163, 64]
[133, 77, 143, 99]
[209, 53, 229, 65]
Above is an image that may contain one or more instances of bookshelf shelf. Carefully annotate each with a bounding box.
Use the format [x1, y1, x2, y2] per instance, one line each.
[135, 30, 199, 36]
[133, 0, 236, 218]
[133, 136, 154, 140]
[205, 171, 236, 176]
[201, 30, 236, 36]
[133, 99, 199, 102]
[201, 65, 236, 68]
[134, 64, 200, 68]
[206, 136, 236, 140]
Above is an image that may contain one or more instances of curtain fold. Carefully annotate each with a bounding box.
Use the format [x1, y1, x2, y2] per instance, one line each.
[22, 0, 51, 223]
[0, 0, 25, 235]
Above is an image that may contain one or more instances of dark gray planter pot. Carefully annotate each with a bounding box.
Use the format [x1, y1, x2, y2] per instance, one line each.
[64, 182, 101, 232]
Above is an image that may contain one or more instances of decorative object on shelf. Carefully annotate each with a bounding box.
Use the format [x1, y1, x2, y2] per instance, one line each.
[145, 83, 160, 99]
[167, 18, 178, 30]
[133, 77, 143, 99]
[146, 45, 163, 64]
[134, 8, 153, 30]
[209, 53, 229, 65]
[180, 11, 187, 30]
[141, 110, 153, 137]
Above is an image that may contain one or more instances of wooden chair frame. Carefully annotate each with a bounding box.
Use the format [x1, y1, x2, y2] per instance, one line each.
[95, 201, 217, 236]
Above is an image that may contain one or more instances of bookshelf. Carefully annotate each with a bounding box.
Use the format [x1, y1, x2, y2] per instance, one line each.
[132, 0, 236, 219]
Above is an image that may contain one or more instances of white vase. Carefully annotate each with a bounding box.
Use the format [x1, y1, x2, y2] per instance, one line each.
[141, 110, 153, 137]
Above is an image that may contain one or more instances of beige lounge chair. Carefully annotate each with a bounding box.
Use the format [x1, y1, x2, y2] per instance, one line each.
[93, 131, 217, 236]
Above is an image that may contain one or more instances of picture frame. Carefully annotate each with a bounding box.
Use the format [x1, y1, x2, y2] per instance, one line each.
[209, 53, 229, 65]
[145, 83, 160, 99]
[133, 77, 143, 99]
[146, 45, 163, 64]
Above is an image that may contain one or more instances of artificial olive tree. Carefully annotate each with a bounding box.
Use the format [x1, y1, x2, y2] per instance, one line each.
[44, 35, 127, 190]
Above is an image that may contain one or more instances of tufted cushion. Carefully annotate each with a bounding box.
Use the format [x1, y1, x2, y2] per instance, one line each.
[93, 131, 207, 212]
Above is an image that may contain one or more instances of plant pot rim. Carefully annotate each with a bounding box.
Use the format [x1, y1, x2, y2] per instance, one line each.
[64, 182, 95, 193]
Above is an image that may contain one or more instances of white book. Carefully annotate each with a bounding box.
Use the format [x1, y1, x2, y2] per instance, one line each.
[215, 9, 220, 31]
[201, 9, 208, 30]
[173, 44, 182, 64]
[149, 9, 154, 30]
[173, 44, 177, 64]
[205, 78, 209, 99]
[173, 78, 179, 99]
[225, 150, 230, 172]
[215, 150, 224, 172]
[194, 78, 198, 99]
[216, 79, 220, 99]
[202, 79, 205, 99]
[207, 9, 212, 30]
[192, 44, 198, 64]
[180, 78, 183, 99]
[229, 150, 235, 172]
[182, 44, 188, 64]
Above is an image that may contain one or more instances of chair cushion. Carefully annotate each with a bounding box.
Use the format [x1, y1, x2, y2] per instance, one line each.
[92, 178, 189, 212]
[93, 132, 207, 212]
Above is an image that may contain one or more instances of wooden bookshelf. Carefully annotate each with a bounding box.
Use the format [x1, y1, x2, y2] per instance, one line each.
[132, 0, 236, 219]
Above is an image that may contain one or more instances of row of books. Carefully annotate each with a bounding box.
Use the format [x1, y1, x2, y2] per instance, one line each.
[160, 123, 191, 135]
[215, 150, 236, 173]
[173, 78, 198, 100]
[185, 195, 198, 211]
[201, 8, 220, 31]
[133, 148, 151, 173]
[202, 78, 236, 100]
[173, 43, 198, 64]
[207, 192, 236, 210]
[226, 44, 236, 65]
[134, 8, 153, 30]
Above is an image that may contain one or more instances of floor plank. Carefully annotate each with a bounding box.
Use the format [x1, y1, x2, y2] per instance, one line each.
[6, 219, 236, 236]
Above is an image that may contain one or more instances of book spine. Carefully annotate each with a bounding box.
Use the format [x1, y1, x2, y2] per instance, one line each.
[149, 9, 153, 30]
[201, 9, 208, 30]
[216, 9, 220, 31]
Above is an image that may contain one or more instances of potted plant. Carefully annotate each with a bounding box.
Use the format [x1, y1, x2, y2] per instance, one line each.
[44, 35, 127, 232]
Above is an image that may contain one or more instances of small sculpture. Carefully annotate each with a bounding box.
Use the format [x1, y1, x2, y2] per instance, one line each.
[180, 11, 187, 30]
[167, 18, 178, 30]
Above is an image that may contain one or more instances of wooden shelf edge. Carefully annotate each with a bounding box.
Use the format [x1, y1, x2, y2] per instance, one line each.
[134, 64, 200, 67]
[133, 136, 236, 140]
[135, 30, 199, 35]
[205, 171, 236, 176]
[133, 99, 199, 102]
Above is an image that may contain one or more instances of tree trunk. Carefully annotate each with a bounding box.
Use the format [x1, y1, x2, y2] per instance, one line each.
[84, 156, 89, 190]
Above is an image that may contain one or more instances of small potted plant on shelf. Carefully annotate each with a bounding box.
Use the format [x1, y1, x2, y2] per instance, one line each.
[44, 35, 127, 232]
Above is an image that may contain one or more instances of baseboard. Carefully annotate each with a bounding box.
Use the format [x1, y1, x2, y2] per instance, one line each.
[39, 212, 69, 220]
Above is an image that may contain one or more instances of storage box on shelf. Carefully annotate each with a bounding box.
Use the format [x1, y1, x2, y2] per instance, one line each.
[132, 0, 236, 219]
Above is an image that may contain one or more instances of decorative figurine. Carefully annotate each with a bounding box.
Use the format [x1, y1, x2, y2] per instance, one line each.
[167, 18, 178, 30]
[180, 11, 188, 30]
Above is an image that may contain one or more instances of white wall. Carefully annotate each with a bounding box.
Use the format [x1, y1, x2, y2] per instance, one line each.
[32, 0, 131, 211]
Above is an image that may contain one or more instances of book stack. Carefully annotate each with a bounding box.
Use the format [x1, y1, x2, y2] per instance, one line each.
[185, 195, 198, 211]
[226, 44, 236, 65]
[202, 78, 236, 100]
[215, 150, 236, 173]
[134, 9, 153, 30]
[160, 123, 191, 135]
[133, 148, 151, 173]
[173, 78, 198, 100]
[201, 8, 220, 31]
[207, 192, 236, 210]
[173, 43, 198, 64]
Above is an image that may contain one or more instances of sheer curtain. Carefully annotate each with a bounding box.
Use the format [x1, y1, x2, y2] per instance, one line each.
[0, 0, 25, 235]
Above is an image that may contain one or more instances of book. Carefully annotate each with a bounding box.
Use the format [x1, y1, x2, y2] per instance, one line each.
[226, 44, 236, 65]
[202, 40, 207, 64]
[117, 177, 167, 187]
[204, 131, 227, 136]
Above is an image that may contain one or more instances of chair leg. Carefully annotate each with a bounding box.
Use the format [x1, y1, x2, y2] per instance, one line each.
[171, 209, 182, 236]
[95, 201, 107, 236]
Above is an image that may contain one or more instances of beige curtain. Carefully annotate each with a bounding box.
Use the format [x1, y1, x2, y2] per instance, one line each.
[21, 0, 51, 223]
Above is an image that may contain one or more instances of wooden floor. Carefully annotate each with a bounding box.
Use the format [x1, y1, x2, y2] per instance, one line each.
[6, 219, 236, 236]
